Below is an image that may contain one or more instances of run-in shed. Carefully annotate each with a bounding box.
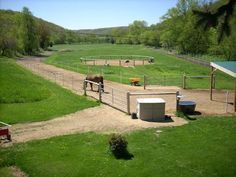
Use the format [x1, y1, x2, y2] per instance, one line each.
[210, 61, 236, 111]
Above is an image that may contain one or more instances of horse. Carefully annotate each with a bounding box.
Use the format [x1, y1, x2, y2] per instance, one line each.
[85, 75, 104, 92]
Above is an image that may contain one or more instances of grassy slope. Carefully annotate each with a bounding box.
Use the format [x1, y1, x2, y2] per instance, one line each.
[0, 116, 235, 177]
[45, 44, 234, 89]
[0, 57, 99, 124]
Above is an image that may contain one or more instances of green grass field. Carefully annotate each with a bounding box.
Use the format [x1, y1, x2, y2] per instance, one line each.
[0, 57, 99, 124]
[0, 116, 235, 177]
[45, 44, 234, 89]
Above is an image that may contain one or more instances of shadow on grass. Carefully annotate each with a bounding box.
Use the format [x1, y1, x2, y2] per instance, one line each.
[113, 150, 134, 160]
[176, 111, 202, 120]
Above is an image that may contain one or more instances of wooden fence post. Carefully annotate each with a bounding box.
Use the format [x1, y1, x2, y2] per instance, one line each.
[99, 82, 102, 102]
[176, 91, 180, 112]
[144, 75, 146, 90]
[119, 60, 121, 66]
[127, 91, 130, 114]
[182, 74, 186, 89]
[83, 80, 87, 96]
[213, 74, 216, 89]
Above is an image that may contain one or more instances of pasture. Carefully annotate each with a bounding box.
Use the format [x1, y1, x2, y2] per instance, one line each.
[46, 44, 234, 89]
[0, 57, 99, 124]
[0, 116, 235, 177]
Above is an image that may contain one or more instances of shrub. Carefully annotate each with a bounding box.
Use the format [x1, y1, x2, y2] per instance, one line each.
[109, 134, 128, 158]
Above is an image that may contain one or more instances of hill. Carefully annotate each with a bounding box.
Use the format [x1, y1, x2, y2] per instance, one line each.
[76, 26, 128, 36]
[0, 9, 70, 45]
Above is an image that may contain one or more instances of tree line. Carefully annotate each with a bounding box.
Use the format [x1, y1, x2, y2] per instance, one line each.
[110, 0, 236, 60]
[0, 0, 235, 60]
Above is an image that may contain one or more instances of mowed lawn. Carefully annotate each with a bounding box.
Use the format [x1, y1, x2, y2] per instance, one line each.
[0, 116, 235, 177]
[0, 57, 99, 124]
[45, 44, 234, 89]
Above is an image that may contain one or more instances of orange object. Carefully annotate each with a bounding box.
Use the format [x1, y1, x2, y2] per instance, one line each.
[129, 78, 140, 86]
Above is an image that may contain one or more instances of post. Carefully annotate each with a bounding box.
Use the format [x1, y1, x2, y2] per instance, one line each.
[144, 75, 146, 90]
[127, 91, 130, 114]
[176, 91, 180, 112]
[99, 82, 102, 102]
[93, 60, 95, 66]
[210, 66, 214, 100]
[133, 60, 135, 66]
[119, 60, 121, 66]
[213, 74, 216, 89]
[182, 74, 186, 89]
[143, 59, 144, 65]
[105, 60, 107, 65]
[83, 80, 87, 96]
[225, 90, 229, 113]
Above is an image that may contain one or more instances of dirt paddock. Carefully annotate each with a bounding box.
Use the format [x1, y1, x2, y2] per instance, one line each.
[82, 59, 152, 67]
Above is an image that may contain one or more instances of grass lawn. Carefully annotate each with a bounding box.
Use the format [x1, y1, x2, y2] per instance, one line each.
[0, 116, 236, 177]
[0, 57, 99, 124]
[45, 44, 234, 89]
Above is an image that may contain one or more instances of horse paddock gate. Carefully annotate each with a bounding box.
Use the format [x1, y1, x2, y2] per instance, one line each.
[83, 80, 127, 112]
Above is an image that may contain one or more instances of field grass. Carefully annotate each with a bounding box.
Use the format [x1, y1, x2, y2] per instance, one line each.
[0, 57, 99, 124]
[45, 44, 234, 89]
[0, 116, 235, 177]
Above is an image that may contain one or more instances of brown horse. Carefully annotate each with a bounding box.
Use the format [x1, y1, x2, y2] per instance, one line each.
[85, 75, 104, 92]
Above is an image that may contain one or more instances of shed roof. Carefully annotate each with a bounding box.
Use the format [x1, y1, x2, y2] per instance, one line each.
[210, 61, 236, 78]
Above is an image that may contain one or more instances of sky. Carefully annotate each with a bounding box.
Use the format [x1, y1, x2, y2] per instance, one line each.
[0, 0, 178, 30]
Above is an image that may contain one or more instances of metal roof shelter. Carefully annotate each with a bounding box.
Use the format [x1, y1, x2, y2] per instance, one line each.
[210, 61, 236, 111]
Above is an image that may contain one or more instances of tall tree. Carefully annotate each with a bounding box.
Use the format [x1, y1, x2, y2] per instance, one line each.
[18, 7, 38, 55]
[38, 20, 50, 49]
[193, 0, 236, 42]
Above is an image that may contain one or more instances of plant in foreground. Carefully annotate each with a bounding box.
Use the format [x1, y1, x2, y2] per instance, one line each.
[108, 134, 133, 159]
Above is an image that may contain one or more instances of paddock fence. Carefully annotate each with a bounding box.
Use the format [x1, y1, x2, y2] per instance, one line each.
[80, 55, 154, 67]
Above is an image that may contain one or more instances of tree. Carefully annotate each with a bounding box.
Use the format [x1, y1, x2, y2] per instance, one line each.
[193, 0, 236, 42]
[0, 10, 18, 56]
[18, 7, 39, 54]
[38, 20, 50, 49]
[128, 20, 148, 44]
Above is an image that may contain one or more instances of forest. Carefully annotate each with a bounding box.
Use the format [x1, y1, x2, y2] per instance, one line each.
[0, 0, 235, 60]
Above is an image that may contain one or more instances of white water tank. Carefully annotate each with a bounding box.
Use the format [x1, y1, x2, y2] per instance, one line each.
[137, 98, 165, 122]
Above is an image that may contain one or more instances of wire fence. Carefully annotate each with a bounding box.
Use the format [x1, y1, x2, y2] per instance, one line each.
[21, 63, 128, 112]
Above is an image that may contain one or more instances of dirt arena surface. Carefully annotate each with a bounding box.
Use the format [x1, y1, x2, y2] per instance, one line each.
[5, 56, 234, 144]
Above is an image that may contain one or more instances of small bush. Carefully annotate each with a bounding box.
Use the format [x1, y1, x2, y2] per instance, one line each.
[109, 134, 128, 158]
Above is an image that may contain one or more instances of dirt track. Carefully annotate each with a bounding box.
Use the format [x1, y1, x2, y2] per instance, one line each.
[4, 56, 234, 144]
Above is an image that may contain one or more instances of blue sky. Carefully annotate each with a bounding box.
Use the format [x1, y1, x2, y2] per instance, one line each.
[0, 0, 178, 29]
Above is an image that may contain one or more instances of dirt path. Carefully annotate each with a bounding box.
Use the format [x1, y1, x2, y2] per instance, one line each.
[18, 57, 236, 115]
[6, 56, 234, 144]
[11, 105, 186, 143]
